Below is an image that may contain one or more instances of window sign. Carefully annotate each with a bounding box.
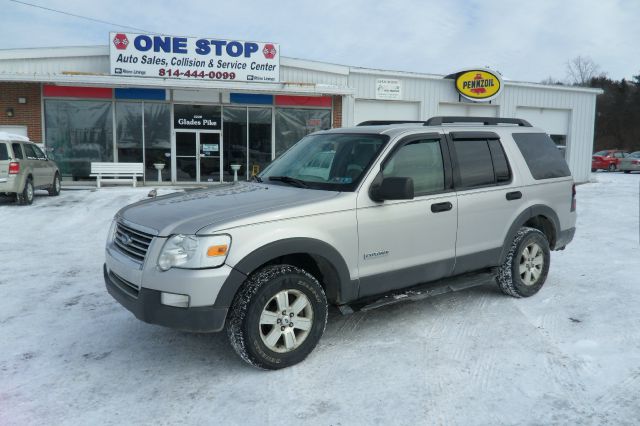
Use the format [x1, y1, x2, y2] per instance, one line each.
[174, 104, 221, 130]
[202, 144, 219, 152]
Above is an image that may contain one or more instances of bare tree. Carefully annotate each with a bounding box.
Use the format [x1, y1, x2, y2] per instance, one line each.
[540, 76, 564, 86]
[566, 56, 602, 86]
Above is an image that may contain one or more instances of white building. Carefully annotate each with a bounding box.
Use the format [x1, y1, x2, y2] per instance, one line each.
[0, 41, 601, 183]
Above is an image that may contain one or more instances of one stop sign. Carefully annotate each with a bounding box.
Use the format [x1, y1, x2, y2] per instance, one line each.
[263, 43, 277, 59]
[113, 34, 129, 50]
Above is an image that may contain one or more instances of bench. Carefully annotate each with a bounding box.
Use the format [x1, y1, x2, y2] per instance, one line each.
[90, 162, 144, 188]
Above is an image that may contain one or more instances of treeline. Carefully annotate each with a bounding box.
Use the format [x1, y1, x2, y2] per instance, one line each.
[589, 76, 640, 152]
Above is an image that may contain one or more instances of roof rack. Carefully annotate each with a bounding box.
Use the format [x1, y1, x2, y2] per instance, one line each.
[357, 117, 532, 127]
[424, 116, 532, 127]
[357, 120, 429, 126]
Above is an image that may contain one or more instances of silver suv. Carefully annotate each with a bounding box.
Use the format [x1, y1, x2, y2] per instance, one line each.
[104, 117, 576, 369]
[0, 133, 61, 205]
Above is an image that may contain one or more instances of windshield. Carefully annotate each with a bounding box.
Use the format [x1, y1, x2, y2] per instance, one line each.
[260, 133, 389, 191]
[593, 150, 609, 156]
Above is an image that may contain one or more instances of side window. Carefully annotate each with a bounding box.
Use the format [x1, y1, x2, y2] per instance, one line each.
[512, 133, 571, 180]
[23, 144, 38, 160]
[32, 145, 46, 160]
[383, 139, 445, 195]
[488, 139, 511, 183]
[11, 143, 24, 159]
[614, 152, 624, 158]
[0, 143, 8, 161]
[453, 139, 495, 188]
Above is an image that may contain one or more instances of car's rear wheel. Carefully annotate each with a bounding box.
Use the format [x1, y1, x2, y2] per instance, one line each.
[497, 227, 550, 298]
[624, 170, 631, 174]
[17, 178, 34, 205]
[608, 164, 617, 172]
[48, 173, 61, 196]
[226, 264, 328, 370]
[591, 168, 597, 172]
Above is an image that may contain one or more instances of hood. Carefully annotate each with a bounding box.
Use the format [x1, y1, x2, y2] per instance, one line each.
[117, 182, 341, 236]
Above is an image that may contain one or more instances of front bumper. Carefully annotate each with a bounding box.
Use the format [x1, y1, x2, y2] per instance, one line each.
[104, 264, 228, 332]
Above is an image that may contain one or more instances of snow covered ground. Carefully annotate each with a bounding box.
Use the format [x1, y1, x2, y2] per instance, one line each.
[1, 173, 639, 426]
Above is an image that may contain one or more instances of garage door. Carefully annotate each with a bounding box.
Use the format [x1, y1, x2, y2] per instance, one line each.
[438, 103, 499, 117]
[354, 100, 420, 125]
[515, 107, 569, 135]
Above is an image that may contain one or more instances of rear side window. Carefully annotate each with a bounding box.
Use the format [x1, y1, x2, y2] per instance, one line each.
[512, 133, 571, 180]
[0, 144, 8, 160]
[23, 144, 37, 159]
[454, 139, 496, 188]
[11, 143, 24, 159]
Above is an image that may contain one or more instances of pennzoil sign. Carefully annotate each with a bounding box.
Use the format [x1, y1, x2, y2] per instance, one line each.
[454, 69, 503, 101]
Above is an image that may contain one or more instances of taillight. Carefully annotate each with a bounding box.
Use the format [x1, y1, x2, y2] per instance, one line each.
[571, 184, 576, 212]
[632, 160, 640, 165]
[8, 162, 19, 174]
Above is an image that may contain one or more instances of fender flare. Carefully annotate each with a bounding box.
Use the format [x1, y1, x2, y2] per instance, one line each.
[499, 204, 560, 263]
[213, 237, 355, 308]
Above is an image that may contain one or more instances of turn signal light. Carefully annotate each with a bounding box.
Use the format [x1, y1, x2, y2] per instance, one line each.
[8, 162, 19, 174]
[207, 245, 228, 257]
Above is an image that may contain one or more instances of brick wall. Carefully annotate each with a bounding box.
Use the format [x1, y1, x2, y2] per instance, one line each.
[332, 95, 342, 128]
[0, 82, 42, 141]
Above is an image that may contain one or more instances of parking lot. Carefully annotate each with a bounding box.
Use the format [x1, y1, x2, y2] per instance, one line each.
[1, 172, 639, 425]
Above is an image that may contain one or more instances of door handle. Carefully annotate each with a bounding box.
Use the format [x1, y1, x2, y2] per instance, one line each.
[506, 191, 522, 201]
[431, 202, 453, 213]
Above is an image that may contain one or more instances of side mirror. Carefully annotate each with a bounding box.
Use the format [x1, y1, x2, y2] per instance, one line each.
[370, 177, 414, 202]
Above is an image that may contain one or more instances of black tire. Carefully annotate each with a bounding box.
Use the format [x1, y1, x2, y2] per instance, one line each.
[16, 178, 34, 205]
[497, 227, 550, 298]
[591, 168, 597, 173]
[226, 264, 328, 370]
[623, 170, 631, 174]
[608, 164, 617, 172]
[48, 173, 61, 196]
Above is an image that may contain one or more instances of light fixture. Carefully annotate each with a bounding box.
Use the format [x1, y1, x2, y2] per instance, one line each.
[17, 97, 26, 104]
[5, 108, 14, 118]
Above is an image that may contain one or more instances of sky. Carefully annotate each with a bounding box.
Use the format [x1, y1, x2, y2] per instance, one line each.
[1, 0, 638, 83]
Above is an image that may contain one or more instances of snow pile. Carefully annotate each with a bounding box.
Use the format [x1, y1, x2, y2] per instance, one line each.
[1, 174, 639, 425]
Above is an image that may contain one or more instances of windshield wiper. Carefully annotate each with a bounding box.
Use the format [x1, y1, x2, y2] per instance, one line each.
[268, 176, 309, 188]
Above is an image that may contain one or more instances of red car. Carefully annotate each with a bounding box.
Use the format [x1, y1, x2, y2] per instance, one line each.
[592, 150, 629, 172]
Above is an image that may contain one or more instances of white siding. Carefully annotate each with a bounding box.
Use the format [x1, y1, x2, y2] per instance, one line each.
[0, 47, 599, 183]
[354, 100, 420, 124]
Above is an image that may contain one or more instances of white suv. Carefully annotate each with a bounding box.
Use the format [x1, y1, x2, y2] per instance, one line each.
[0, 133, 61, 205]
[104, 116, 576, 369]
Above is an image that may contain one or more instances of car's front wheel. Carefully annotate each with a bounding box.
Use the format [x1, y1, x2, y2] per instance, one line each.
[48, 173, 61, 196]
[608, 164, 617, 172]
[226, 264, 328, 369]
[497, 227, 550, 298]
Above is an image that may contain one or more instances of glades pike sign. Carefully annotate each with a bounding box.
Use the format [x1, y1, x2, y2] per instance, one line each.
[109, 32, 280, 83]
[454, 69, 503, 101]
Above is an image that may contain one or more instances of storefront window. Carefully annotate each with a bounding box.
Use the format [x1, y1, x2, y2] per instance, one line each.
[116, 102, 143, 164]
[275, 108, 331, 157]
[44, 100, 113, 179]
[144, 103, 171, 181]
[249, 108, 272, 178]
[223, 107, 247, 181]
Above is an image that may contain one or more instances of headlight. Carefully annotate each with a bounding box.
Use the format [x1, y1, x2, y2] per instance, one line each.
[157, 234, 231, 271]
[107, 219, 117, 244]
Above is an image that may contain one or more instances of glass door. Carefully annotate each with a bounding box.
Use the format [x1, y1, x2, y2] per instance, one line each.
[199, 132, 221, 183]
[176, 131, 197, 182]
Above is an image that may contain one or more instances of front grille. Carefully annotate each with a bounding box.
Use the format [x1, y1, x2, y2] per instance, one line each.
[113, 222, 154, 263]
[109, 270, 139, 299]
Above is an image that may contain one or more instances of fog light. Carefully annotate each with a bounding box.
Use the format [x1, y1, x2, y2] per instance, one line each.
[161, 292, 189, 308]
